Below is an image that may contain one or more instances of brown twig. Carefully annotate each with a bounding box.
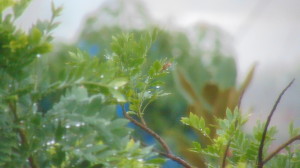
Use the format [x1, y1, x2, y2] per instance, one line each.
[263, 134, 300, 164]
[160, 152, 194, 168]
[257, 79, 295, 168]
[221, 139, 232, 168]
[222, 66, 255, 167]
[9, 101, 38, 168]
[221, 116, 240, 168]
[121, 105, 193, 168]
[222, 87, 246, 168]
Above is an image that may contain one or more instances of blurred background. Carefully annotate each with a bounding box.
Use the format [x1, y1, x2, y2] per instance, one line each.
[14, 0, 300, 166]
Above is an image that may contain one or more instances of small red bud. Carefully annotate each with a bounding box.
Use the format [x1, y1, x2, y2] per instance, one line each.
[161, 62, 172, 72]
[226, 149, 233, 157]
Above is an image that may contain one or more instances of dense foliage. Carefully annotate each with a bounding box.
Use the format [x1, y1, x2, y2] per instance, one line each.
[1, 1, 300, 168]
[0, 2, 161, 168]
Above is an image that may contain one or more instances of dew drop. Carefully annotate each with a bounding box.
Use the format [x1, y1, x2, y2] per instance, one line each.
[32, 103, 37, 114]
[100, 75, 104, 78]
[155, 86, 160, 89]
[65, 125, 71, 129]
[114, 86, 119, 90]
[75, 123, 81, 127]
[46, 140, 55, 146]
[36, 54, 41, 58]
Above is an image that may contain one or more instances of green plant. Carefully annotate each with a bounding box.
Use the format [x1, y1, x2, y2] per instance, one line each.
[181, 79, 300, 168]
[1, 1, 300, 168]
[0, 1, 161, 168]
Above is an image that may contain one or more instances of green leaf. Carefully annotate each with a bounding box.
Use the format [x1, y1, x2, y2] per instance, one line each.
[29, 27, 42, 44]
[0, 0, 14, 13]
[51, 1, 63, 17]
[108, 77, 128, 88]
[181, 113, 210, 136]
[109, 88, 126, 102]
[191, 142, 202, 152]
[13, 0, 31, 18]
[226, 108, 233, 120]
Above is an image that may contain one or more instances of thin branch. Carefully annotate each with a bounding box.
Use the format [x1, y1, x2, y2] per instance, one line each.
[139, 113, 147, 126]
[121, 105, 171, 153]
[263, 134, 300, 164]
[160, 152, 194, 168]
[141, 100, 153, 117]
[139, 140, 193, 168]
[221, 140, 232, 168]
[9, 101, 38, 168]
[121, 105, 193, 168]
[221, 117, 240, 167]
[222, 65, 255, 167]
[257, 79, 295, 168]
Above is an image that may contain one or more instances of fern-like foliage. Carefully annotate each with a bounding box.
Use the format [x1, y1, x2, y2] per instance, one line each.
[41, 87, 158, 167]
[0, 1, 162, 167]
[181, 107, 300, 168]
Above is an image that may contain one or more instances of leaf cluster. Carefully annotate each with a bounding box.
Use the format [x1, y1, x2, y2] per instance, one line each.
[181, 107, 300, 168]
[0, 2, 162, 168]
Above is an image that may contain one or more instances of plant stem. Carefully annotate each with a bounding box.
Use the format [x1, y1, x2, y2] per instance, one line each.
[160, 152, 194, 168]
[121, 105, 193, 168]
[221, 140, 232, 168]
[257, 79, 294, 168]
[9, 101, 38, 168]
[263, 134, 300, 164]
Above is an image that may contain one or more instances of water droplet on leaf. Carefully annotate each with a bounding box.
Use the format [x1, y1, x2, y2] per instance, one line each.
[46, 140, 55, 146]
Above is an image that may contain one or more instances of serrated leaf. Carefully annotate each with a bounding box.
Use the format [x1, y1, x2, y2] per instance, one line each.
[191, 142, 202, 152]
[226, 108, 233, 120]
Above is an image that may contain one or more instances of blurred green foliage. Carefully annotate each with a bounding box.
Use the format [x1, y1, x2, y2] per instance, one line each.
[52, 0, 254, 166]
[1, 1, 300, 168]
[0, 1, 162, 167]
[181, 108, 300, 168]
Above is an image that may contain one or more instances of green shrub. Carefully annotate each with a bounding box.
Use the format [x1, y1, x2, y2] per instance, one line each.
[1, 1, 299, 168]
